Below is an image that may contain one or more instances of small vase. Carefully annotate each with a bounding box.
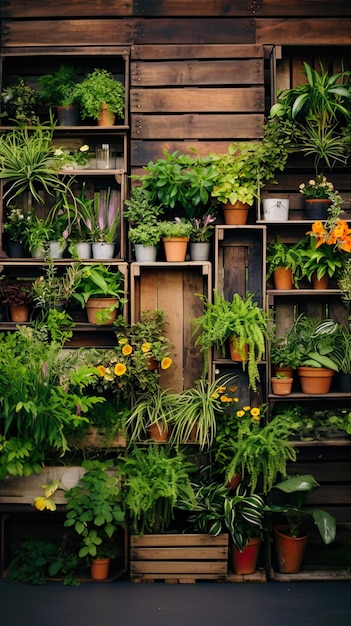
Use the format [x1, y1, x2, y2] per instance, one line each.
[7, 240, 25, 258]
[134, 244, 157, 262]
[148, 422, 169, 442]
[312, 272, 329, 290]
[10, 304, 30, 323]
[222, 201, 249, 225]
[75, 242, 92, 259]
[92, 242, 115, 259]
[304, 198, 330, 220]
[189, 241, 211, 261]
[274, 525, 308, 574]
[163, 237, 188, 262]
[49, 241, 66, 259]
[229, 336, 248, 362]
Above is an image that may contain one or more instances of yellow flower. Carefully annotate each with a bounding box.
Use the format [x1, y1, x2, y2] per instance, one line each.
[118, 338, 128, 344]
[97, 365, 106, 377]
[220, 395, 230, 402]
[236, 410, 245, 418]
[33, 496, 56, 511]
[250, 407, 260, 418]
[217, 386, 226, 393]
[142, 342, 151, 352]
[211, 392, 219, 399]
[161, 357, 172, 370]
[122, 344, 133, 356]
[243, 406, 250, 412]
[114, 363, 127, 376]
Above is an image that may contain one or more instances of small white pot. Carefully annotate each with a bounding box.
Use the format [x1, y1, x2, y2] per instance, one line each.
[75, 242, 92, 259]
[134, 244, 157, 262]
[262, 198, 289, 221]
[190, 242, 211, 261]
[92, 242, 115, 259]
[49, 241, 66, 259]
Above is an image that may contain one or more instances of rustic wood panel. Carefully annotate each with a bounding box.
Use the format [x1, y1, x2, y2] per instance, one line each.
[130, 547, 228, 560]
[290, 462, 351, 483]
[131, 59, 263, 86]
[256, 19, 351, 45]
[131, 114, 264, 140]
[133, 18, 255, 45]
[131, 140, 234, 168]
[0, 19, 134, 46]
[0, 1, 133, 18]
[130, 87, 264, 114]
[131, 533, 228, 546]
[182, 267, 209, 389]
[131, 44, 263, 60]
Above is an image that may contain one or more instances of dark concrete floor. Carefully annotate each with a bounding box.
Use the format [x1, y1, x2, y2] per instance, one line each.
[0, 579, 350, 626]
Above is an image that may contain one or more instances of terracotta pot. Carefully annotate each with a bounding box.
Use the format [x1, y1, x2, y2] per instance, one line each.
[86, 297, 118, 325]
[272, 365, 294, 378]
[274, 525, 308, 574]
[297, 366, 335, 394]
[98, 104, 115, 126]
[226, 472, 241, 491]
[271, 377, 293, 396]
[162, 237, 189, 262]
[148, 422, 169, 442]
[229, 336, 248, 362]
[10, 304, 30, 323]
[273, 267, 293, 290]
[312, 272, 329, 290]
[90, 557, 111, 581]
[304, 198, 330, 220]
[231, 538, 261, 575]
[222, 201, 249, 225]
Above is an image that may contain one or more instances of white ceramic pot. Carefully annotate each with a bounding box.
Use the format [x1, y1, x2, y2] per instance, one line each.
[92, 242, 115, 259]
[262, 198, 289, 221]
[49, 241, 66, 259]
[134, 244, 157, 262]
[190, 242, 211, 261]
[75, 242, 92, 259]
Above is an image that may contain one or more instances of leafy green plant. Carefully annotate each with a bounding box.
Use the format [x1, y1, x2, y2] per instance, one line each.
[0, 118, 75, 205]
[71, 263, 125, 307]
[135, 148, 217, 219]
[0, 279, 33, 306]
[270, 474, 336, 544]
[224, 409, 298, 495]
[7, 539, 59, 585]
[125, 386, 177, 443]
[38, 64, 81, 107]
[64, 459, 125, 560]
[192, 290, 271, 391]
[266, 241, 304, 287]
[270, 334, 302, 370]
[0, 77, 38, 125]
[333, 323, 351, 375]
[73, 68, 125, 121]
[74, 185, 120, 243]
[30, 257, 82, 309]
[128, 222, 162, 247]
[124, 185, 164, 225]
[300, 235, 345, 283]
[160, 218, 193, 239]
[0, 435, 43, 480]
[119, 444, 196, 535]
[287, 315, 340, 369]
[181, 481, 266, 551]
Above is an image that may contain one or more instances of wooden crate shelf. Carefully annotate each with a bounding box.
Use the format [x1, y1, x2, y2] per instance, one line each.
[130, 533, 229, 582]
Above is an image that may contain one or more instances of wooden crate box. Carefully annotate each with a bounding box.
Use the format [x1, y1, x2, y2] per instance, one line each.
[130, 533, 229, 582]
[130, 261, 212, 391]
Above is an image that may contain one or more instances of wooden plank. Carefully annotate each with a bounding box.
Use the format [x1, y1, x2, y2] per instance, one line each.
[130, 140, 235, 168]
[182, 269, 208, 389]
[131, 60, 264, 86]
[130, 561, 227, 574]
[0, 1, 132, 18]
[131, 44, 264, 60]
[133, 18, 255, 45]
[130, 547, 228, 560]
[1, 19, 134, 46]
[130, 87, 264, 113]
[290, 462, 351, 483]
[131, 114, 264, 140]
[131, 533, 228, 547]
[256, 19, 351, 46]
[158, 270, 184, 391]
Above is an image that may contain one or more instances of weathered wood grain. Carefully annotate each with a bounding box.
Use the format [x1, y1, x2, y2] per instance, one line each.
[131, 113, 264, 140]
[130, 87, 264, 113]
[256, 18, 351, 45]
[131, 59, 263, 86]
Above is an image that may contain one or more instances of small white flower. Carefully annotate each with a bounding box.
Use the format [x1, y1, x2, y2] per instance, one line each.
[80, 145, 89, 152]
[54, 148, 64, 156]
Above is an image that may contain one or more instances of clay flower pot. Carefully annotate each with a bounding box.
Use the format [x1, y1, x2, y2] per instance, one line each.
[297, 366, 335, 394]
[271, 376, 293, 396]
[90, 557, 111, 581]
[231, 537, 261, 575]
[222, 201, 249, 225]
[273, 267, 293, 290]
[274, 525, 308, 574]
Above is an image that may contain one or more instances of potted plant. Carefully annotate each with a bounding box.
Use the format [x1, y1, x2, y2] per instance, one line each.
[125, 385, 178, 443]
[124, 186, 164, 261]
[209, 140, 288, 224]
[0, 118, 75, 206]
[300, 235, 345, 289]
[192, 290, 271, 391]
[299, 174, 335, 220]
[287, 315, 340, 393]
[189, 211, 216, 261]
[170, 377, 228, 451]
[71, 262, 125, 325]
[265, 61, 351, 176]
[269, 474, 336, 574]
[332, 323, 351, 392]
[181, 481, 266, 575]
[63, 459, 125, 580]
[72, 68, 125, 125]
[2, 206, 30, 257]
[224, 406, 298, 495]
[135, 148, 217, 219]
[270, 371, 294, 396]
[270, 333, 302, 378]
[160, 217, 193, 262]
[37, 64, 81, 125]
[266, 241, 304, 289]
[0, 278, 33, 322]
[74, 184, 120, 258]
[0, 77, 38, 125]
[30, 257, 82, 312]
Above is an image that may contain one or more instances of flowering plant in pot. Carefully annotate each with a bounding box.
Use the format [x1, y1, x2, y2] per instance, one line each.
[2, 206, 30, 252]
[299, 174, 334, 200]
[0, 77, 38, 125]
[73, 185, 120, 257]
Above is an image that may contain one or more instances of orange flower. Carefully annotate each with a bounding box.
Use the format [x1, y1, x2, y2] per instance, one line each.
[340, 236, 351, 252]
[97, 365, 106, 377]
[161, 357, 172, 370]
[114, 363, 127, 376]
[122, 344, 133, 356]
